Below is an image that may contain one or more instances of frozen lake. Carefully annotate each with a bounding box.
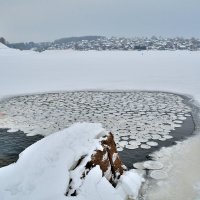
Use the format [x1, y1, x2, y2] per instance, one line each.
[0, 91, 197, 168]
[1, 47, 200, 199]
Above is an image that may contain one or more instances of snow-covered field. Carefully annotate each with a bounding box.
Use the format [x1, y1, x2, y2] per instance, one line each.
[0, 43, 200, 103]
[1, 43, 200, 199]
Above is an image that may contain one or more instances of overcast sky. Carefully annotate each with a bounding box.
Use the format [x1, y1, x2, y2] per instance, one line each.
[0, 0, 199, 42]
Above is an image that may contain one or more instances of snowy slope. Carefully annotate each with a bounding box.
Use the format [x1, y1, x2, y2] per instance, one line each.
[0, 49, 200, 103]
[0, 123, 143, 200]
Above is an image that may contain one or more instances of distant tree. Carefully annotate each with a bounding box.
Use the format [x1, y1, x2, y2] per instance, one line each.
[0, 37, 6, 45]
[134, 45, 147, 50]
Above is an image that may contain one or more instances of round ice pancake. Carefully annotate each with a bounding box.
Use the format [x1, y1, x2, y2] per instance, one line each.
[143, 161, 164, 170]
[149, 170, 168, 180]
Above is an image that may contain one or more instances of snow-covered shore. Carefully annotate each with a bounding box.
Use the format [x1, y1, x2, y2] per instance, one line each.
[144, 132, 200, 200]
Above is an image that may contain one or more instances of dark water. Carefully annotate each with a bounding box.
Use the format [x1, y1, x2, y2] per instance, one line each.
[0, 115, 194, 168]
[0, 129, 43, 167]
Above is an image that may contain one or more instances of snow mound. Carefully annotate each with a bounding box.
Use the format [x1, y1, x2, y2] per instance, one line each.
[0, 123, 143, 200]
[116, 170, 144, 200]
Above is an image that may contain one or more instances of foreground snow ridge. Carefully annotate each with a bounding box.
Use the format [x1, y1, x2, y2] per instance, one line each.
[0, 123, 143, 200]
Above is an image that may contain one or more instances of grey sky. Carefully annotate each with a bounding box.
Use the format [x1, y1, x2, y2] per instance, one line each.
[0, 0, 199, 42]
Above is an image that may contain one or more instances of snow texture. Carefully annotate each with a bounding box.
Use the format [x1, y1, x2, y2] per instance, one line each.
[116, 170, 144, 200]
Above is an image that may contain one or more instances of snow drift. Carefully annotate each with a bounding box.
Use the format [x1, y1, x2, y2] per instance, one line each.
[0, 123, 143, 200]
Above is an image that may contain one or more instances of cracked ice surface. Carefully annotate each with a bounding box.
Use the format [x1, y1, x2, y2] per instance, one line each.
[0, 91, 191, 150]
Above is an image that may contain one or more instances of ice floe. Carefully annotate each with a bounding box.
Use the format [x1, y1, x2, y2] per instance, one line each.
[143, 161, 164, 170]
[0, 91, 191, 151]
[149, 170, 168, 180]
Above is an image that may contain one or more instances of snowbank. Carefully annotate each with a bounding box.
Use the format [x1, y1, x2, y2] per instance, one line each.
[0, 123, 143, 200]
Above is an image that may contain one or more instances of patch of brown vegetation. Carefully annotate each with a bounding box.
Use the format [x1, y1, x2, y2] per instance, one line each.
[66, 132, 125, 196]
[86, 133, 124, 182]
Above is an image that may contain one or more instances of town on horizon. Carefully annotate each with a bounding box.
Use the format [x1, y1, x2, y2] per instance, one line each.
[1, 35, 200, 52]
